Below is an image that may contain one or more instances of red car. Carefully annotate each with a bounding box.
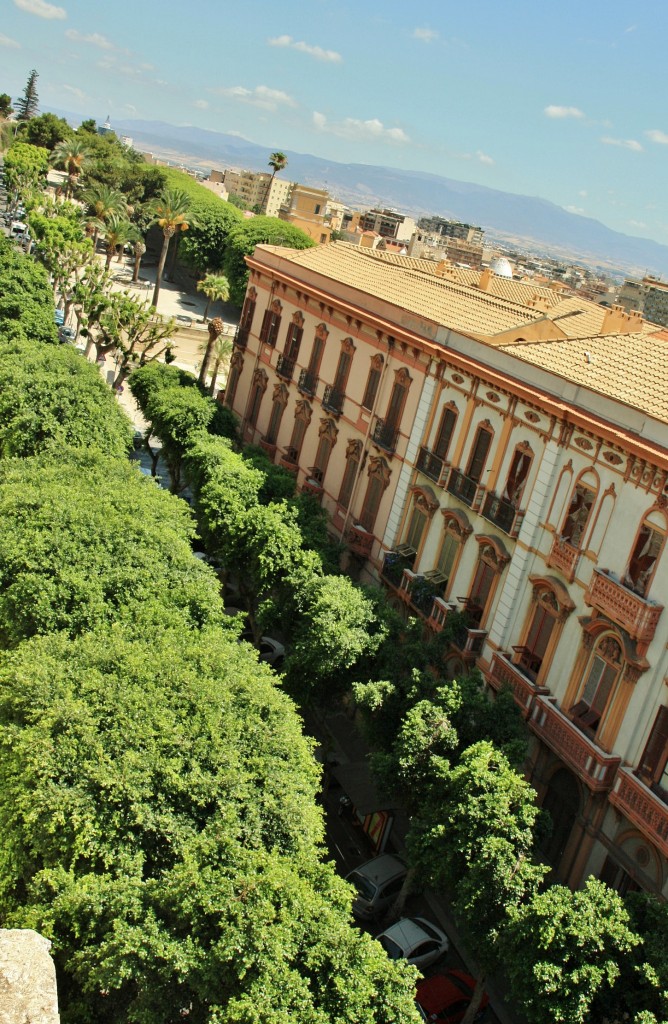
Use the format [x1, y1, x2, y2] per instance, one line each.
[416, 970, 489, 1023]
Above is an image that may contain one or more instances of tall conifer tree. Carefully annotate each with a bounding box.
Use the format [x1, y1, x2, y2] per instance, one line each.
[15, 69, 39, 121]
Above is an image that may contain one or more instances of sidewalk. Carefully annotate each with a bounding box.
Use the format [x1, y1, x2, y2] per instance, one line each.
[314, 707, 522, 1024]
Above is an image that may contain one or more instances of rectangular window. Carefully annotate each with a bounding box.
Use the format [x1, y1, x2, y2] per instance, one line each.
[226, 366, 241, 408]
[260, 308, 281, 346]
[362, 365, 381, 411]
[338, 455, 359, 509]
[405, 506, 427, 553]
[359, 476, 384, 534]
[312, 435, 333, 483]
[437, 532, 458, 582]
[283, 323, 303, 363]
[334, 350, 353, 392]
[468, 558, 495, 625]
[265, 402, 284, 445]
[638, 705, 668, 790]
[240, 297, 256, 332]
[466, 427, 492, 483]
[385, 380, 407, 429]
[289, 417, 308, 461]
[562, 485, 595, 546]
[433, 407, 457, 460]
[308, 335, 326, 375]
[247, 385, 263, 428]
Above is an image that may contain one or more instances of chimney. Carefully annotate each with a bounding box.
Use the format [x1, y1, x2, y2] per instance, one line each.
[478, 268, 492, 291]
[600, 304, 643, 335]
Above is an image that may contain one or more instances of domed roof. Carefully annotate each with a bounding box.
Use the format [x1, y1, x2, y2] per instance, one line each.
[489, 256, 513, 279]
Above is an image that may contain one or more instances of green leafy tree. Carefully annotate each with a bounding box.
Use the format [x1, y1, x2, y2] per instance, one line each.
[14, 68, 39, 120]
[0, 234, 57, 343]
[149, 186, 194, 308]
[503, 878, 640, 1024]
[21, 111, 72, 150]
[4, 142, 49, 207]
[81, 183, 127, 248]
[202, 330, 233, 396]
[0, 93, 13, 119]
[223, 216, 315, 304]
[95, 290, 175, 386]
[78, 117, 97, 133]
[102, 212, 140, 268]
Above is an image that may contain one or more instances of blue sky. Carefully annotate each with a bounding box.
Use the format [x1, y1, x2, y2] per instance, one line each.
[3, 0, 668, 246]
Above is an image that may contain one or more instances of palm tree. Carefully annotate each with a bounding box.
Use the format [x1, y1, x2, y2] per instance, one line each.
[263, 151, 288, 212]
[149, 188, 194, 309]
[197, 272, 230, 323]
[132, 237, 147, 283]
[82, 184, 126, 249]
[51, 138, 90, 198]
[198, 316, 225, 388]
[103, 214, 140, 269]
[206, 333, 233, 396]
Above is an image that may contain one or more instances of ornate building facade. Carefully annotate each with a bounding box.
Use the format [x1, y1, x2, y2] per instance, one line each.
[228, 241, 668, 899]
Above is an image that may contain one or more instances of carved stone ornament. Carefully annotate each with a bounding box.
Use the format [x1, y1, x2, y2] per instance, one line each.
[341, 336, 356, 355]
[442, 507, 473, 537]
[230, 350, 244, 371]
[319, 417, 339, 442]
[294, 399, 312, 424]
[251, 368, 268, 391]
[247, 286, 257, 302]
[272, 383, 289, 406]
[315, 322, 329, 341]
[486, 391, 501, 403]
[345, 438, 363, 460]
[603, 451, 623, 466]
[291, 310, 305, 327]
[394, 366, 412, 386]
[410, 484, 440, 516]
[598, 636, 623, 664]
[451, 373, 465, 384]
[269, 298, 282, 315]
[524, 410, 540, 423]
[367, 455, 391, 487]
[574, 437, 594, 451]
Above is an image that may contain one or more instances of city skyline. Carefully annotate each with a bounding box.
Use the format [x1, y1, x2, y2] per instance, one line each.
[3, 0, 668, 246]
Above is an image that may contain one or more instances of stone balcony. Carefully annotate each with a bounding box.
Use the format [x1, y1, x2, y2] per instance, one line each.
[486, 652, 548, 717]
[452, 628, 488, 662]
[609, 767, 668, 858]
[301, 476, 324, 500]
[546, 535, 581, 582]
[529, 695, 621, 792]
[346, 523, 373, 559]
[258, 438, 277, 459]
[586, 567, 663, 649]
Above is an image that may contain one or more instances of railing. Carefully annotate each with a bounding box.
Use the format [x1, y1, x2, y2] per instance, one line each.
[381, 548, 415, 587]
[529, 695, 621, 792]
[298, 369, 318, 396]
[258, 437, 277, 458]
[322, 384, 345, 416]
[301, 476, 324, 499]
[347, 523, 373, 558]
[416, 446, 446, 483]
[452, 628, 488, 659]
[586, 567, 663, 648]
[487, 652, 548, 717]
[398, 569, 418, 604]
[481, 492, 523, 537]
[546, 535, 581, 583]
[372, 417, 400, 453]
[279, 446, 299, 474]
[446, 468, 482, 508]
[609, 767, 668, 857]
[234, 325, 249, 350]
[428, 596, 454, 632]
[276, 353, 295, 381]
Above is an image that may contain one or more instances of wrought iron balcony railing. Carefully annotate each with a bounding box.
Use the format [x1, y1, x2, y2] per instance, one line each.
[276, 353, 295, 381]
[416, 446, 446, 483]
[481, 492, 520, 535]
[372, 417, 399, 453]
[298, 368, 318, 396]
[446, 468, 479, 507]
[322, 384, 345, 416]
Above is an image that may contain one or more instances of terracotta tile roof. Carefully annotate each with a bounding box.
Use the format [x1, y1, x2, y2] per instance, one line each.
[267, 243, 545, 337]
[541, 296, 608, 338]
[498, 331, 668, 423]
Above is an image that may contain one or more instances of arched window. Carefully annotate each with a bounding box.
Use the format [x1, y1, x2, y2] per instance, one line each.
[359, 456, 391, 534]
[638, 705, 668, 795]
[259, 298, 282, 347]
[311, 418, 338, 484]
[403, 487, 439, 556]
[502, 443, 533, 506]
[623, 508, 667, 597]
[433, 403, 458, 461]
[324, 338, 355, 416]
[570, 634, 623, 736]
[362, 354, 383, 411]
[282, 312, 304, 363]
[464, 538, 508, 627]
[434, 510, 471, 595]
[264, 383, 289, 445]
[514, 577, 573, 682]
[247, 368, 267, 428]
[237, 286, 257, 346]
[225, 351, 244, 409]
[338, 438, 362, 509]
[561, 473, 597, 548]
[466, 423, 493, 484]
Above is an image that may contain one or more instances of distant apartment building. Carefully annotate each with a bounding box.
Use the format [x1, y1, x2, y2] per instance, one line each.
[279, 184, 331, 244]
[417, 216, 485, 247]
[359, 208, 416, 242]
[618, 277, 668, 328]
[408, 230, 484, 269]
[222, 169, 293, 217]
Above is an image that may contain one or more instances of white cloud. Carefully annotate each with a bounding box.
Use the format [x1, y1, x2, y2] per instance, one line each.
[213, 84, 297, 111]
[62, 83, 86, 101]
[476, 150, 494, 165]
[544, 105, 585, 119]
[312, 110, 409, 144]
[14, 0, 66, 18]
[413, 27, 438, 43]
[601, 136, 643, 152]
[268, 34, 342, 62]
[629, 219, 646, 228]
[125, 103, 137, 114]
[0, 33, 21, 48]
[565, 205, 586, 215]
[194, 99, 209, 110]
[646, 128, 668, 145]
[65, 28, 114, 49]
[578, 189, 588, 198]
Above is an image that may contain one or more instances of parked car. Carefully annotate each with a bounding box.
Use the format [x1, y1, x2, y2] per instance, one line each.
[59, 326, 76, 342]
[346, 854, 407, 921]
[416, 970, 489, 1023]
[223, 608, 285, 668]
[54, 309, 65, 326]
[376, 917, 449, 972]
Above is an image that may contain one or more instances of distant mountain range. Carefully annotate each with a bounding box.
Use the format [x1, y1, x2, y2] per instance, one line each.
[51, 109, 668, 278]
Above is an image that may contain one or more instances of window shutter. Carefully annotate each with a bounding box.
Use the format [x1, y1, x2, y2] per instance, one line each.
[467, 429, 492, 482]
[434, 408, 457, 460]
[308, 335, 325, 374]
[334, 350, 352, 391]
[639, 706, 668, 781]
[362, 367, 381, 410]
[385, 381, 406, 428]
[437, 532, 458, 580]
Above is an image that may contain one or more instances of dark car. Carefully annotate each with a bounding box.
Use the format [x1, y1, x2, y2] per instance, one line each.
[416, 970, 488, 1023]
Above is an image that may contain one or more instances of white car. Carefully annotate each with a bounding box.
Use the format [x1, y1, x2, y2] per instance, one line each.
[376, 916, 449, 972]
